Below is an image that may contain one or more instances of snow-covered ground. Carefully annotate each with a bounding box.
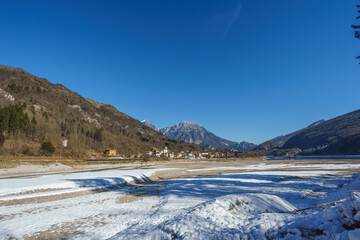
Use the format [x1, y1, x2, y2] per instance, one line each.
[0, 162, 359, 239]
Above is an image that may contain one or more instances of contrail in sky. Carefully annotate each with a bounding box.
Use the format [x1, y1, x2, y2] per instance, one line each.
[223, 1, 242, 39]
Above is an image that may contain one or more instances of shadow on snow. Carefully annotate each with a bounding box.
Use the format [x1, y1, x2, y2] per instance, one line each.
[66, 173, 348, 208]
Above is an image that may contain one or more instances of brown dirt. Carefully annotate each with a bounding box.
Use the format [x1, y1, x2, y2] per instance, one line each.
[0, 187, 72, 198]
[24, 213, 108, 240]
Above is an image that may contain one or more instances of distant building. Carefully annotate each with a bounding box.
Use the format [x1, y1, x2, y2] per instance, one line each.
[104, 148, 117, 156]
[161, 147, 169, 154]
[62, 139, 68, 148]
[60, 133, 68, 147]
[201, 152, 209, 158]
[153, 150, 161, 157]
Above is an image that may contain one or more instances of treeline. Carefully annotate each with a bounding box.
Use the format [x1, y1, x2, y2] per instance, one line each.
[0, 104, 36, 137]
[6, 83, 42, 94]
[60, 118, 102, 142]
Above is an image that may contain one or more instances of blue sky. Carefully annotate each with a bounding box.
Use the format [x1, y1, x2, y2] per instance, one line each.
[0, 0, 359, 144]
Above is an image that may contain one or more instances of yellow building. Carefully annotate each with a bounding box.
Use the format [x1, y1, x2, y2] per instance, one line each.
[104, 148, 117, 156]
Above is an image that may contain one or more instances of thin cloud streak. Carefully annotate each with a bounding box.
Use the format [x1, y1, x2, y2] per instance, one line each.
[223, 1, 242, 39]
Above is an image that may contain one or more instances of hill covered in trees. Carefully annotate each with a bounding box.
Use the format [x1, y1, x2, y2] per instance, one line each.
[0, 65, 202, 158]
[255, 109, 360, 156]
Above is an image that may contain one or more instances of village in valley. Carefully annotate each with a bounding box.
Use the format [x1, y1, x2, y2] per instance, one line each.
[145, 146, 215, 159]
[91, 146, 240, 160]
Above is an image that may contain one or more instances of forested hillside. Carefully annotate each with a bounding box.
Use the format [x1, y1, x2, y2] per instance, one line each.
[0, 65, 202, 158]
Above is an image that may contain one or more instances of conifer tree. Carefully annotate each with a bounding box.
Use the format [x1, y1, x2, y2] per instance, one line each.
[352, 4, 360, 62]
[8, 108, 20, 134]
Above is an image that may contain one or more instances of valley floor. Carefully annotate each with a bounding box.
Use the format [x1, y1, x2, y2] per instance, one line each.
[0, 159, 360, 239]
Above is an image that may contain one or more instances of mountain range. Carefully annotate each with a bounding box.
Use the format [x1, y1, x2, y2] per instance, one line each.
[2, 63, 360, 157]
[0, 64, 202, 157]
[255, 109, 360, 155]
[142, 120, 256, 152]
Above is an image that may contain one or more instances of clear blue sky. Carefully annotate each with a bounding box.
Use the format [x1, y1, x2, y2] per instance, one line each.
[0, 0, 359, 144]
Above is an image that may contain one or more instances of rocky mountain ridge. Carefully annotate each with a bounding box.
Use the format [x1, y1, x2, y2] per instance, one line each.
[255, 109, 360, 155]
[141, 120, 256, 152]
[141, 120, 159, 132]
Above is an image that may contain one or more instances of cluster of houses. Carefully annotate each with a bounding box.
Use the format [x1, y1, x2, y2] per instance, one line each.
[91, 146, 233, 160]
[145, 147, 227, 159]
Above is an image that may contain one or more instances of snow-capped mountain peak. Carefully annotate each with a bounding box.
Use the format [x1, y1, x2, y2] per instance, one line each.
[178, 121, 202, 127]
[159, 121, 256, 151]
[141, 120, 159, 132]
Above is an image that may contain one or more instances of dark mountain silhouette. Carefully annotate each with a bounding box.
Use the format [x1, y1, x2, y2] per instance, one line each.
[255, 109, 360, 155]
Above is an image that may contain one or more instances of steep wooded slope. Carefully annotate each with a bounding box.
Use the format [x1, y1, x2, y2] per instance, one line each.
[0, 65, 202, 157]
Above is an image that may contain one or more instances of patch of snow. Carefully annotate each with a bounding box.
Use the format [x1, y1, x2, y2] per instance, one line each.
[354, 212, 360, 222]
[68, 105, 101, 127]
[241, 170, 339, 176]
[349, 229, 360, 240]
[179, 121, 202, 127]
[110, 194, 295, 240]
[0, 168, 166, 197]
[0, 88, 15, 102]
[33, 104, 43, 112]
[141, 120, 159, 131]
[69, 105, 82, 111]
[84, 116, 101, 128]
